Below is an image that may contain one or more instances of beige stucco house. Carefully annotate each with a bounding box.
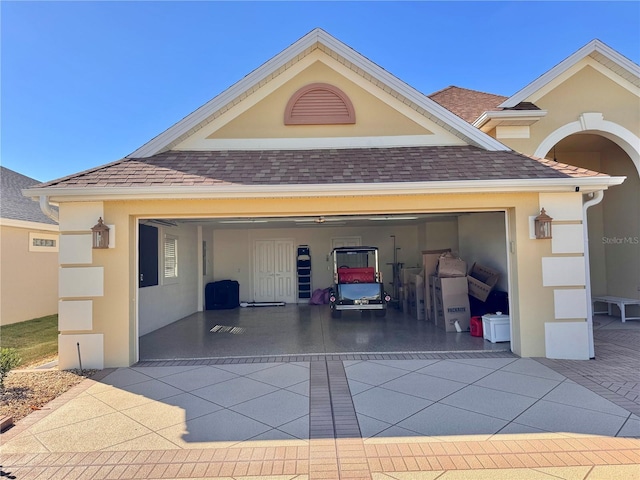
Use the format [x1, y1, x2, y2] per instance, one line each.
[1, 167, 59, 325]
[23, 30, 637, 369]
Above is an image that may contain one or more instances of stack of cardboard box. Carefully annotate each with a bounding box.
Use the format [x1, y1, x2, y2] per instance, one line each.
[421, 249, 451, 323]
[408, 273, 425, 320]
[400, 267, 422, 314]
[432, 253, 471, 332]
[428, 252, 500, 333]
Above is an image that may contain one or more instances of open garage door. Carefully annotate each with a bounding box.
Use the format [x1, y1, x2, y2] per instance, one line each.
[136, 211, 512, 361]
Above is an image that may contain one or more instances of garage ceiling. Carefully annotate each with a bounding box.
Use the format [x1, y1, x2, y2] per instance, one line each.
[143, 213, 466, 230]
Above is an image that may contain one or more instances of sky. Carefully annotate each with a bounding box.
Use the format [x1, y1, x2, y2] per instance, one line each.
[2, 1, 639, 182]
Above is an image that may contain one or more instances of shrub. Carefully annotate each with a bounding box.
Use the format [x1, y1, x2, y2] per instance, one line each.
[0, 348, 22, 389]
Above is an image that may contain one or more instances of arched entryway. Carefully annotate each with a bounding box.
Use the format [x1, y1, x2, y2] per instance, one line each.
[541, 133, 639, 321]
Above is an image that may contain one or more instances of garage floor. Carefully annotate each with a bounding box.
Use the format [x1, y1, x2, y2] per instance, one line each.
[139, 304, 509, 361]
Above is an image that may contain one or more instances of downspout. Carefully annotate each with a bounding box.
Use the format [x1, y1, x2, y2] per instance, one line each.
[583, 190, 604, 359]
[39, 195, 59, 223]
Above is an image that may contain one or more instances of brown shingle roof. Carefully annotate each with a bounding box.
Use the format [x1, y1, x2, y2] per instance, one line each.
[35, 146, 605, 190]
[429, 86, 508, 123]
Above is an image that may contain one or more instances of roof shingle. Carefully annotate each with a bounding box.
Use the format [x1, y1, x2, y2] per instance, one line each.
[1, 167, 58, 224]
[33, 146, 606, 190]
[429, 86, 508, 123]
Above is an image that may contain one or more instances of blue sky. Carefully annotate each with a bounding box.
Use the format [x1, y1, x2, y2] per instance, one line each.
[2, 1, 639, 182]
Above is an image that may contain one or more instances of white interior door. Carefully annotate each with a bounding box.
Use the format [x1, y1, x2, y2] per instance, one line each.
[253, 239, 295, 303]
[254, 240, 275, 302]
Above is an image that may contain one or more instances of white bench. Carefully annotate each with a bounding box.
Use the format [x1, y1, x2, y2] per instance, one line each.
[592, 296, 640, 323]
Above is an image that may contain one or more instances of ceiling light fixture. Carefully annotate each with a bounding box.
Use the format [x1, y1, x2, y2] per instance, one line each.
[295, 216, 345, 223]
[219, 219, 269, 224]
[368, 216, 419, 221]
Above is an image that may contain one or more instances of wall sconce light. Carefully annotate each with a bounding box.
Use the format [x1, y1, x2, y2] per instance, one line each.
[534, 208, 553, 239]
[91, 217, 110, 249]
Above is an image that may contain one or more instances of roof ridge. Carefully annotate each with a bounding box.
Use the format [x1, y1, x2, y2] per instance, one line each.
[429, 85, 507, 100]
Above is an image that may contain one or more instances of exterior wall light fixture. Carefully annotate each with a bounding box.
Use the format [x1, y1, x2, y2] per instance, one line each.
[534, 208, 553, 239]
[91, 217, 110, 248]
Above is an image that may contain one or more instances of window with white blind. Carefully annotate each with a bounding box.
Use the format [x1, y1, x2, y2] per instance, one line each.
[163, 234, 178, 282]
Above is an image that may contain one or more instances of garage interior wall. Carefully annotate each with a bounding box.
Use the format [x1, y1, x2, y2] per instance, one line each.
[203, 226, 215, 301]
[212, 224, 423, 303]
[458, 212, 509, 292]
[420, 218, 459, 253]
[138, 223, 199, 335]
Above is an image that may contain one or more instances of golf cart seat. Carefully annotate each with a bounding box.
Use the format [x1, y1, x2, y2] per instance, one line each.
[337, 267, 375, 284]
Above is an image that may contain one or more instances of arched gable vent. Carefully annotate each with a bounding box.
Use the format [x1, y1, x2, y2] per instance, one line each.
[284, 83, 356, 125]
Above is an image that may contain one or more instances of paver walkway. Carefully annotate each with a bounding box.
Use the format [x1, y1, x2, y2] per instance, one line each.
[1, 316, 638, 479]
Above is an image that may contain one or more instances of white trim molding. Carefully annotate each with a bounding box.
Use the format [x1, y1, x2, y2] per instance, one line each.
[0, 218, 59, 232]
[534, 113, 640, 177]
[179, 135, 465, 151]
[474, 110, 547, 132]
[500, 39, 640, 109]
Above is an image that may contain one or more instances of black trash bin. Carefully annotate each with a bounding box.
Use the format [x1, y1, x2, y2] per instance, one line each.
[205, 280, 240, 310]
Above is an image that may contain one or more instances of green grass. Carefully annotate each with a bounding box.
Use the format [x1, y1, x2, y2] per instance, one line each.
[0, 315, 58, 367]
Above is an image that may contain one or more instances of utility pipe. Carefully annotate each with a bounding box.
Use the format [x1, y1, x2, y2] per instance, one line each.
[583, 190, 604, 359]
[39, 195, 59, 223]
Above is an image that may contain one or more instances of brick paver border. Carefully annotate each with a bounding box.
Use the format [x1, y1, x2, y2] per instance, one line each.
[2, 436, 638, 479]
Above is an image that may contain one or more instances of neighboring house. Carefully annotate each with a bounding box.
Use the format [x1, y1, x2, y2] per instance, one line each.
[430, 39, 640, 340]
[23, 30, 636, 369]
[1, 167, 59, 325]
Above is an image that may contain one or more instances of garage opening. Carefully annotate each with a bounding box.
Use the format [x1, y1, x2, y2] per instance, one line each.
[136, 211, 511, 361]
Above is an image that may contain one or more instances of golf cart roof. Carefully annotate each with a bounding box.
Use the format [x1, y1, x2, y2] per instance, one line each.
[332, 247, 379, 254]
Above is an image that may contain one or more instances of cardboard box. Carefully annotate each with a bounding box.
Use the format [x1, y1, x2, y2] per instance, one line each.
[429, 275, 438, 326]
[401, 268, 422, 300]
[422, 249, 451, 276]
[437, 253, 467, 278]
[408, 274, 425, 320]
[433, 276, 471, 332]
[468, 263, 500, 302]
[422, 249, 450, 322]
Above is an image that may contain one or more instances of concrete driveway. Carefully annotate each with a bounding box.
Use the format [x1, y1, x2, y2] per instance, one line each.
[1, 315, 638, 479]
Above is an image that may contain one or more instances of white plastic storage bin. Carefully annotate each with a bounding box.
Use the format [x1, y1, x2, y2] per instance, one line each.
[482, 314, 510, 343]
